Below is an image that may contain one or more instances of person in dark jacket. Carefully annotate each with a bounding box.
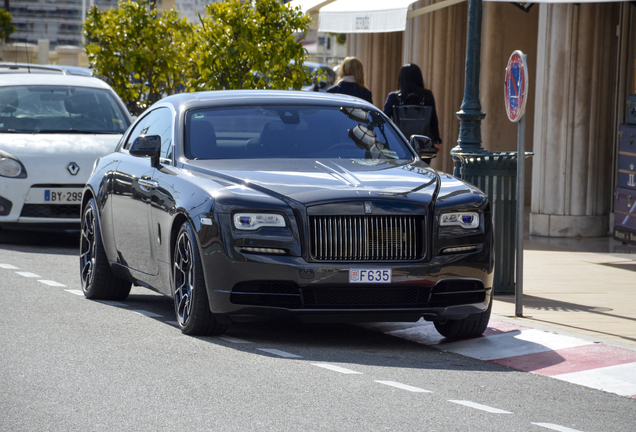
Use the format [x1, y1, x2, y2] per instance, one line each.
[326, 57, 373, 104]
[383, 63, 442, 154]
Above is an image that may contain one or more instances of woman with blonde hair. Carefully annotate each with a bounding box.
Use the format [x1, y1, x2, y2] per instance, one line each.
[326, 56, 373, 104]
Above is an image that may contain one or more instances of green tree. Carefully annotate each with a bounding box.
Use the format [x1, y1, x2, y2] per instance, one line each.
[190, 0, 311, 91]
[0, 8, 15, 43]
[84, 1, 193, 115]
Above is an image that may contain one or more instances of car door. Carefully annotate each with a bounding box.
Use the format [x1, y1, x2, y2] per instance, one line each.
[147, 108, 179, 292]
[111, 109, 170, 275]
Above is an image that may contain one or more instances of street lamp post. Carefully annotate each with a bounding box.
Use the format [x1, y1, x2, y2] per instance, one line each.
[450, 0, 523, 297]
[452, 0, 487, 156]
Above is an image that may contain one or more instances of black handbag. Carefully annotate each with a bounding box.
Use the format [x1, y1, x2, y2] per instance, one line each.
[392, 93, 433, 140]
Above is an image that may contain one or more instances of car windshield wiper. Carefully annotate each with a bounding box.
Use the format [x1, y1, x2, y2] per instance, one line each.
[35, 129, 120, 134]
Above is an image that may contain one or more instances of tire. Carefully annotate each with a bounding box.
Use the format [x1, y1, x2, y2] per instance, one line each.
[173, 221, 228, 336]
[79, 198, 131, 300]
[433, 296, 492, 339]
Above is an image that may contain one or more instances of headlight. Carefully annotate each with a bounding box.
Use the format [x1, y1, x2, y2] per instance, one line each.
[0, 157, 26, 178]
[233, 213, 286, 230]
[440, 212, 479, 229]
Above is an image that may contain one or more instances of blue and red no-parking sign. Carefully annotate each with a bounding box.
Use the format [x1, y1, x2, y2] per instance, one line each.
[504, 50, 528, 122]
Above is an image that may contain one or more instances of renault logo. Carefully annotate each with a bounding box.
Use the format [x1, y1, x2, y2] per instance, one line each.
[364, 202, 373, 214]
[67, 162, 80, 176]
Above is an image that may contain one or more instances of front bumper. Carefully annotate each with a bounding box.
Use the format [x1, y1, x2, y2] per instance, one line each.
[200, 248, 494, 324]
[0, 178, 83, 226]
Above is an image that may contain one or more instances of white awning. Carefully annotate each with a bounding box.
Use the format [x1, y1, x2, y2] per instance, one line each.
[318, 0, 420, 33]
[316, 0, 625, 33]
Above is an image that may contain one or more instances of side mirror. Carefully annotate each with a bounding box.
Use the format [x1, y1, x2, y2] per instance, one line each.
[130, 134, 161, 167]
[410, 135, 437, 160]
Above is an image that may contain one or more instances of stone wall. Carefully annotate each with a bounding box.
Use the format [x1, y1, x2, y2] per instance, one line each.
[1, 42, 89, 69]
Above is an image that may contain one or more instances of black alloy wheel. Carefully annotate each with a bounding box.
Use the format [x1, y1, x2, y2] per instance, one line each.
[79, 198, 131, 300]
[173, 221, 228, 336]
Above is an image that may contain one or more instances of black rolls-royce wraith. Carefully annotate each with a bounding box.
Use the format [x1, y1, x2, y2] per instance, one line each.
[79, 90, 494, 339]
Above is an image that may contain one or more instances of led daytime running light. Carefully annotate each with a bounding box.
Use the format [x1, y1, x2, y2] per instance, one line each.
[442, 246, 478, 254]
[241, 247, 286, 254]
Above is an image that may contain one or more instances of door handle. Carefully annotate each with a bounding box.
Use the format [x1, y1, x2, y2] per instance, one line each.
[138, 178, 159, 190]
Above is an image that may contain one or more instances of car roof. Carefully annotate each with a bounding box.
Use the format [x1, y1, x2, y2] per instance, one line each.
[0, 73, 113, 90]
[155, 90, 376, 113]
[0, 62, 94, 76]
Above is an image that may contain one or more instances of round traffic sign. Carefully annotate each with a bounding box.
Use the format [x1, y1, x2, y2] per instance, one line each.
[504, 50, 528, 122]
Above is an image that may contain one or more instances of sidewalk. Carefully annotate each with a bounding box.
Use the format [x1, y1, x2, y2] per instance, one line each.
[492, 234, 636, 348]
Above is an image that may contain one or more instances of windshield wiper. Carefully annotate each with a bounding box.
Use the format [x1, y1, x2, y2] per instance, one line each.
[35, 129, 120, 134]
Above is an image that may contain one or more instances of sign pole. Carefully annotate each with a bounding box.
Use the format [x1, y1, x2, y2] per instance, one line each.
[504, 50, 529, 317]
[515, 112, 525, 317]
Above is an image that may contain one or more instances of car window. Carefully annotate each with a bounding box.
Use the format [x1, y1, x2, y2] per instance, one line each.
[0, 85, 130, 133]
[185, 105, 411, 161]
[124, 107, 173, 161]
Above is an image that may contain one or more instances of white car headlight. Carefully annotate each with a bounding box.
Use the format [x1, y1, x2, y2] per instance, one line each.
[440, 212, 479, 229]
[233, 213, 286, 230]
[0, 157, 24, 178]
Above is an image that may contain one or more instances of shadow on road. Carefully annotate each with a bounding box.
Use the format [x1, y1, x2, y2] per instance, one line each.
[97, 288, 568, 374]
[0, 227, 79, 255]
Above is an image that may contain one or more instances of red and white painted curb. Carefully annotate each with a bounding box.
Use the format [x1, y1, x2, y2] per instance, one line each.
[365, 319, 636, 398]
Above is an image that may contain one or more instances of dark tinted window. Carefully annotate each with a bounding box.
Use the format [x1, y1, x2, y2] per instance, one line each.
[124, 107, 173, 162]
[185, 105, 411, 161]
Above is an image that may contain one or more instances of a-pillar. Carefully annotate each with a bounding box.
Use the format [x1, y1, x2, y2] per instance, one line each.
[531, 3, 620, 237]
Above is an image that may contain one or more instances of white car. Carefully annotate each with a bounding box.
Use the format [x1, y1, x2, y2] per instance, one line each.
[0, 73, 132, 230]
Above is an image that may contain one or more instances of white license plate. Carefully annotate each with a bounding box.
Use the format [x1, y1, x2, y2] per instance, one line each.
[42, 189, 83, 203]
[349, 269, 392, 283]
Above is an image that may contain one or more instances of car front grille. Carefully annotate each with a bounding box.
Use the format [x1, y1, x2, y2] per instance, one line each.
[20, 204, 81, 219]
[309, 215, 422, 261]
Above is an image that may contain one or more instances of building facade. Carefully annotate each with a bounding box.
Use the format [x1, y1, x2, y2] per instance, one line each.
[5, 0, 215, 49]
[345, 1, 636, 238]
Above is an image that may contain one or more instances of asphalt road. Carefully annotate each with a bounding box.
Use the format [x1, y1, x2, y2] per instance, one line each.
[1, 227, 634, 432]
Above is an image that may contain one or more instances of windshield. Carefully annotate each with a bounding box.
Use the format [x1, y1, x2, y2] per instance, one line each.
[0, 85, 131, 133]
[185, 105, 412, 161]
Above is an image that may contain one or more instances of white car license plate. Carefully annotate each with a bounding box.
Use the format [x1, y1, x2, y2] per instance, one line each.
[349, 269, 392, 283]
[42, 189, 83, 203]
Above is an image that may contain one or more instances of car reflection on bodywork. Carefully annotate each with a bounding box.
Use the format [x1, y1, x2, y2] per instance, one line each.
[79, 90, 493, 339]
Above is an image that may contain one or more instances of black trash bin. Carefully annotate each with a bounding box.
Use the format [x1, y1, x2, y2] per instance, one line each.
[452, 152, 519, 294]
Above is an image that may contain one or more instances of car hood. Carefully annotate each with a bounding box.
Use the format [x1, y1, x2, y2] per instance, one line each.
[1, 133, 122, 183]
[185, 159, 440, 207]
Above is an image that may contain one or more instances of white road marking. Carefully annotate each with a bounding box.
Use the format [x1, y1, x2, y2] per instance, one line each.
[98, 300, 128, 307]
[257, 348, 302, 359]
[0, 263, 19, 269]
[312, 363, 363, 374]
[448, 400, 512, 414]
[65, 289, 84, 296]
[531, 423, 585, 432]
[375, 380, 432, 393]
[131, 310, 162, 318]
[217, 336, 252, 344]
[553, 362, 636, 397]
[15, 271, 41, 278]
[38, 280, 66, 287]
[440, 329, 592, 361]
